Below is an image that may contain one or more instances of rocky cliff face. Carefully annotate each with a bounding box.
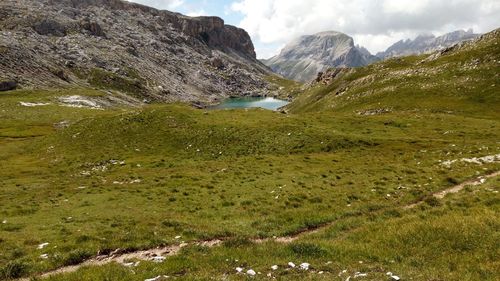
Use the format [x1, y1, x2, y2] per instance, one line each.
[263, 31, 379, 82]
[0, 0, 272, 102]
[376, 29, 480, 59]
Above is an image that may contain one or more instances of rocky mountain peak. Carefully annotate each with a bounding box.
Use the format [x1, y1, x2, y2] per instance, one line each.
[0, 0, 270, 102]
[264, 31, 378, 82]
[38, 0, 256, 58]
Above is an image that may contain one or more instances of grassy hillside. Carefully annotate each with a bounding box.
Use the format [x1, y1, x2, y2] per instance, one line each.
[0, 31, 499, 281]
[287, 29, 500, 118]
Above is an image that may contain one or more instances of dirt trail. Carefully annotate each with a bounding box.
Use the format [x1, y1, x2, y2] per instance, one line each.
[405, 170, 500, 209]
[17, 171, 499, 280]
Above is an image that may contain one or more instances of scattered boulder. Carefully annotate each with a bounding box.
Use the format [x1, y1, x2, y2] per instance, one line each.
[33, 19, 67, 37]
[299, 263, 310, 270]
[210, 57, 225, 69]
[80, 20, 106, 37]
[314, 68, 350, 85]
[51, 69, 69, 81]
[0, 80, 17, 91]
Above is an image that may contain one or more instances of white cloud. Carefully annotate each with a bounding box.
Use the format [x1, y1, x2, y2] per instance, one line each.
[186, 10, 208, 17]
[231, 0, 500, 58]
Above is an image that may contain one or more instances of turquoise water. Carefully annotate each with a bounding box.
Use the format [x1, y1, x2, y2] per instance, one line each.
[213, 97, 289, 111]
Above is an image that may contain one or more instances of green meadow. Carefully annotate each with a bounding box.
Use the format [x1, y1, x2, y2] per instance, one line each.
[1, 30, 499, 281]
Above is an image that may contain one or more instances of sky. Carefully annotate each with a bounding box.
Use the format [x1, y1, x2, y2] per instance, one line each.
[129, 0, 500, 59]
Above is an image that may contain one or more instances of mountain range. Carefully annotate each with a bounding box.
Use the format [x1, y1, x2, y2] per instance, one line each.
[376, 29, 480, 59]
[264, 29, 480, 82]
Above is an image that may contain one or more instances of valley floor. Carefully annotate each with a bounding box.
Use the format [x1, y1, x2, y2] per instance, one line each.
[0, 89, 499, 280]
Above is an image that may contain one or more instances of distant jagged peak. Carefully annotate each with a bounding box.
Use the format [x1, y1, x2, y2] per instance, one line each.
[377, 28, 480, 59]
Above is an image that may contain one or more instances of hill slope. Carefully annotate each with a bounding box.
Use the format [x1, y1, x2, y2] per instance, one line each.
[0, 0, 272, 103]
[287, 28, 500, 118]
[263, 31, 378, 82]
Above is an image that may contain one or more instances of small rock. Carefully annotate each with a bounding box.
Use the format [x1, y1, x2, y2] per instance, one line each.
[175, 235, 181, 239]
[271, 265, 278, 270]
[354, 272, 367, 278]
[38, 243, 49, 249]
[144, 275, 169, 281]
[40, 254, 49, 259]
[151, 256, 166, 263]
[123, 261, 140, 267]
[299, 263, 310, 270]
[288, 262, 296, 268]
[246, 269, 256, 276]
[210, 57, 225, 69]
[235, 267, 243, 273]
[390, 275, 401, 280]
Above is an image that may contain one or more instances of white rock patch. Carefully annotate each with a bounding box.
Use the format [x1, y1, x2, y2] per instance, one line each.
[19, 102, 51, 107]
[144, 275, 169, 281]
[58, 95, 103, 109]
[37, 242, 49, 249]
[442, 153, 500, 167]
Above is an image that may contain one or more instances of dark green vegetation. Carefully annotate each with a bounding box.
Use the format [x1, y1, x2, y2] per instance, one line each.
[73, 68, 147, 97]
[1, 31, 499, 281]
